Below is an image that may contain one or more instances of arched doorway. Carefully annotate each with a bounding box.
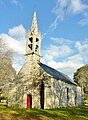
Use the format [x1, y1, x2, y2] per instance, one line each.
[27, 94, 32, 108]
[40, 81, 44, 109]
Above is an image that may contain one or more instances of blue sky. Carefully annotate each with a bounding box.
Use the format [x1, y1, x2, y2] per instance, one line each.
[0, 0, 88, 79]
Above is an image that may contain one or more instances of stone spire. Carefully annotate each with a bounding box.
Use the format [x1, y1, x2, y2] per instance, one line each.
[31, 11, 38, 34]
[26, 10, 41, 62]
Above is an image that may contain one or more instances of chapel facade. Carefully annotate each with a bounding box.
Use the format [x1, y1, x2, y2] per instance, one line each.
[8, 11, 83, 109]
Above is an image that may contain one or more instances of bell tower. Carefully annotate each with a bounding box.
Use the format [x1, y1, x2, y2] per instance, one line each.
[25, 11, 41, 62]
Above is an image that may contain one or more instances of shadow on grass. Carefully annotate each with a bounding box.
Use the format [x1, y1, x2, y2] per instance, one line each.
[0, 105, 88, 120]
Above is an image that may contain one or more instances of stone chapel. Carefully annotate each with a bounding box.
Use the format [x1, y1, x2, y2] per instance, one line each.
[8, 11, 83, 109]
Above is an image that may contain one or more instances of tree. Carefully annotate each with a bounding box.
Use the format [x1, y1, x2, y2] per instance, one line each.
[74, 65, 88, 94]
[0, 39, 16, 100]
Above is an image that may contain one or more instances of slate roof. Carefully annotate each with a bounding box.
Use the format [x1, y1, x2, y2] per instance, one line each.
[39, 62, 77, 86]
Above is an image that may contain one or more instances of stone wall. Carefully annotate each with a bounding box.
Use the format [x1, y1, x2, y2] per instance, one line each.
[76, 86, 83, 105]
[43, 76, 82, 109]
[8, 61, 82, 109]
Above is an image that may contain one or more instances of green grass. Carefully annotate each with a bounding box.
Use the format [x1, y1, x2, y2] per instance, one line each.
[0, 105, 88, 120]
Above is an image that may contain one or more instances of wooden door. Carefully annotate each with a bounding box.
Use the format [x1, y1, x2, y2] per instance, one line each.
[27, 95, 32, 108]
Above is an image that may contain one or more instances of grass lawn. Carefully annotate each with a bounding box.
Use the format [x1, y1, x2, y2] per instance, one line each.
[0, 105, 88, 120]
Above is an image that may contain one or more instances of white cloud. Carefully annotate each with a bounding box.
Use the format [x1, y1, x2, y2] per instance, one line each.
[79, 17, 88, 26]
[10, 0, 23, 9]
[75, 41, 88, 62]
[12, 53, 25, 73]
[0, 0, 22, 7]
[50, 37, 88, 63]
[49, 16, 63, 30]
[8, 24, 26, 40]
[11, 0, 19, 6]
[0, 33, 25, 72]
[50, 0, 88, 29]
[0, 24, 26, 72]
[51, 37, 75, 46]
[0, 34, 25, 54]
[42, 44, 73, 62]
[41, 37, 88, 79]
[68, 54, 83, 63]
[67, 0, 88, 14]
[45, 54, 84, 79]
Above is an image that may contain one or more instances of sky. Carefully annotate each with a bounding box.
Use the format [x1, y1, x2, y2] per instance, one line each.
[0, 0, 88, 79]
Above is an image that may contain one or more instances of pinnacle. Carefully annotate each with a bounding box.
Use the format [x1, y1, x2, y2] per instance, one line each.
[31, 11, 38, 34]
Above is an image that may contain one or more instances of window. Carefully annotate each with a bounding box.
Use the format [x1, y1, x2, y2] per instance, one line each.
[36, 38, 39, 42]
[75, 91, 77, 105]
[67, 88, 69, 101]
[29, 37, 33, 43]
[28, 44, 32, 50]
[35, 45, 38, 52]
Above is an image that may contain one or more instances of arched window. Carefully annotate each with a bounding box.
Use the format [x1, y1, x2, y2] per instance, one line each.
[28, 44, 32, 50]
[35, 45, 38, 52]
[29, 37, 33, 43]
[28, 37, 33, 51]
[36, 38, 39, 42]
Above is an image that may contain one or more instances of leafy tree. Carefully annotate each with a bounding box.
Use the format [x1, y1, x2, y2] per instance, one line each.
[0, 39, 16, 100]
[74, 65, 88, 94]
